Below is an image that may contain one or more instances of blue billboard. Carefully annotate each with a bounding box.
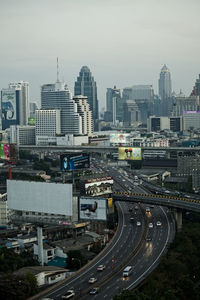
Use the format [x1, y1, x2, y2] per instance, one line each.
[60, 152, 90, 171]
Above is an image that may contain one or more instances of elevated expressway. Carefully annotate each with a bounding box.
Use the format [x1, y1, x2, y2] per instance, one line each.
[113, 192, 200, 212]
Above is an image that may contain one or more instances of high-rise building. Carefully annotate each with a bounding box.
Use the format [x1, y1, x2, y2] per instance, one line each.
[35, 109, 61, 145]
[122, 85, 154, 125]
[74, 66, 99, 130]
[1, 81, 29, 130]
[10, 125, 36, 145]
[171, 95, 199, 117]
[123, 99, 140, 127]
[158, 65, 172, 101]
[105, 86, 122, 124]
[73, 95, 93, 136]
[41, 81, 82, 135]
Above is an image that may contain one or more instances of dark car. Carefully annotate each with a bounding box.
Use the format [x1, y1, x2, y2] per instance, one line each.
[89, 287, 99, 295]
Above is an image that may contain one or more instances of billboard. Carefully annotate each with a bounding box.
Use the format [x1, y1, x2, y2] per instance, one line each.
[85, 177, 113, 196]
[79, 197, 107, 220]
[0, 143, 10, 160]
[110, 133, 130, 144]
[118, 147, 142, 160]
[7, 180, 73, 216]
[60, 152, 90, 171]
[2, 90, 16, 120]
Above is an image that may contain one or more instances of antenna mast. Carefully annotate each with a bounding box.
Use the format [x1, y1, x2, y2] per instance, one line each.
[56, 57, 59, 82]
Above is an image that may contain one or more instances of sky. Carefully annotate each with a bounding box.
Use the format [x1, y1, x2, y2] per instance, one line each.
[0, 0, 200, 111]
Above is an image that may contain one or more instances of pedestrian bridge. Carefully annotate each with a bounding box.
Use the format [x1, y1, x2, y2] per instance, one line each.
[112, 192, 200, 212]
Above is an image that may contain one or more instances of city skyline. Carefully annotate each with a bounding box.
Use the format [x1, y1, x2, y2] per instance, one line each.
[0, 0, 200, 110]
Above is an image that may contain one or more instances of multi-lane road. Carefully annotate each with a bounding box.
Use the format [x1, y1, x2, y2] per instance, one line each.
[37, 161, 175, 300]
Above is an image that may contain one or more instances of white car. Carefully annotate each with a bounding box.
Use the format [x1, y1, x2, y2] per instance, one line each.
[62, 289, 75, 299]
[136, 221, 141, 226]
[97, 264, 105, 271]
[88, 277, 97, 284]
[156, 221, 162, 226]
[148, 223, 153, 228]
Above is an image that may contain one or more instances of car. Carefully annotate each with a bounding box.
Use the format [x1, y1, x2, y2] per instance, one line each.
[146, 236, 152, 242]
[97, 264, 105, 271]
[148, 223, 153, 228]
[134, 205, 139, 210]
[146, 207, 150, 212]
[62, 289, 75, 299]
[88, 277, 97, 284]
[136, 221, 141, 226]
[89, 287, 99, 295]
[156, 221, 162, 226]
[130, 217, 134, 223]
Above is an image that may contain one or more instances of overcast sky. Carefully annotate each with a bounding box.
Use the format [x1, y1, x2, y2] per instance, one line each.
[0, 0, 200, 111]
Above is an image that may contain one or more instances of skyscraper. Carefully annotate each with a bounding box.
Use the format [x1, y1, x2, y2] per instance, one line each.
[41, 81, 82, 135]
[73, 95, 93, 136]
[158, 65, 172, 101]
[74, 66, 99, 130]
[1, 81, 29, 130]
[105, 86, 122, 124]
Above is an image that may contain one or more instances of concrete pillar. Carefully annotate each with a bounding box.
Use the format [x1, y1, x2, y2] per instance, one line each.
[40, 152, 44, 160]
[175, 209, 182, 231]
[37, 226, 44, 266]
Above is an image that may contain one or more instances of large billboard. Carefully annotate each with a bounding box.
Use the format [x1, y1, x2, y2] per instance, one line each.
[0, 143, 10, 160]
[85, 177, 113, 196]
[1, 90, 16, 120]
[7, 180, 73, 216]
[79, 197, 107, 221]
[110, 133, 130, 144]
[60, 152, 90, 171]
[118, 147, 142, 160]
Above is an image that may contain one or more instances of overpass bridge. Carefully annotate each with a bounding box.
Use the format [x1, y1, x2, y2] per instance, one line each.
[19, 145, 200, 158]
[112, 192, 200, 213]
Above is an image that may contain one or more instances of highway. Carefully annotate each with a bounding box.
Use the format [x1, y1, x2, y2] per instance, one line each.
[35, 161, 175, 300]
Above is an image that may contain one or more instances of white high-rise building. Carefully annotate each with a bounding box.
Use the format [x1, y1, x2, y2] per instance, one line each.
[73, 95, 93, 136]
[41, 82, 82, 135]
[10, 125, 35, 145]
[35, 110, 61, 145]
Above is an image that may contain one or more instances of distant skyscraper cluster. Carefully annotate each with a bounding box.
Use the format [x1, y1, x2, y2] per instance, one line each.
[1, 63, 200, 143]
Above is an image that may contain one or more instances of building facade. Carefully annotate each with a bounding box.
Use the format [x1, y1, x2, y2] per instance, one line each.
[10, 125, 36, 145]
[171, 95, 199, 117]
[105, 86, 122, 124]
[74, 66, 99, 130]
[158, 65, 172, 101]
[41, 82, 82, 135]
[147, 116, 182, 132]
[123, 99, 140, 126]
[73, 95, 93, 136]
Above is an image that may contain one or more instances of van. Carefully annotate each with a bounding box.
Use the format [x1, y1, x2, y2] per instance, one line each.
[123, 266, 133, 277]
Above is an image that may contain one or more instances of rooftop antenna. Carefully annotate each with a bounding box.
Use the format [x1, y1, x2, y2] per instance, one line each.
[56, 57, 60, 83]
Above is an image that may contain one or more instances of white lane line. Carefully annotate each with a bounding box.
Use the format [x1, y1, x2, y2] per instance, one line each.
[127, 206, 171, 290]
[46, 201, 126, 297]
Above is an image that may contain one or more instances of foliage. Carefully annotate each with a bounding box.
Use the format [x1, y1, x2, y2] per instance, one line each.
[0, 248, 39, 273]
[90, 241, 102, 254]
[0, 272, 39, 299]
[33, 160, 50, 172]
[66, 250, 86, 270]
[114, 217, 200, 300]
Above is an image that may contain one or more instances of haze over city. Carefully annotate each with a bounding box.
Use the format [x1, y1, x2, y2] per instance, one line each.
[0, 0, 200, 110]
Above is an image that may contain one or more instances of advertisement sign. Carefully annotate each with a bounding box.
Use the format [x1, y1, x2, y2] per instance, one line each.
[79, 197, 107, 221]
[61, 152, 90, 171]
[110, 133, 130, 144]
[85, 177, 113, 196]
[118, 147, 142, 160]
[0, 143, 10, 160]
[2, 90, 16, 120]
[7, 180, 73, 216]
